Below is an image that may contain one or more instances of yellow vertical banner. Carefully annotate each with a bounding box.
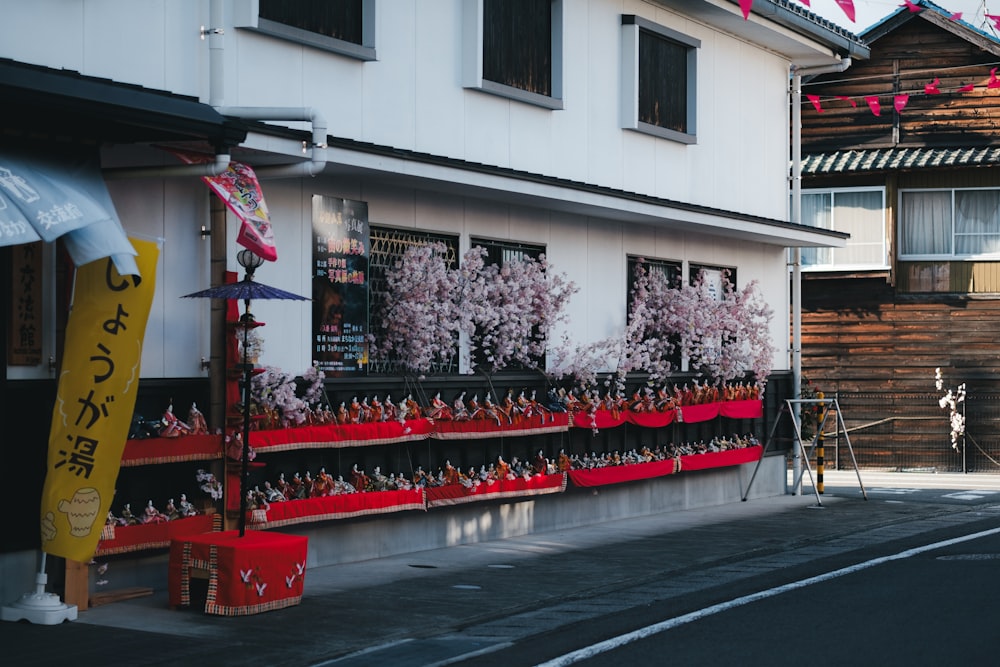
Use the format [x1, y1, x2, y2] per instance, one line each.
[40, 238, 158, 562]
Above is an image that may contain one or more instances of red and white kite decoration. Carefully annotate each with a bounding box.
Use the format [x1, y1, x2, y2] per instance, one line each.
[894, 95, 909, 113]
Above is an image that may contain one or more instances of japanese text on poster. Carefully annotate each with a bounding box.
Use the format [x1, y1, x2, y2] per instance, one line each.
[311, 196, 368, 375]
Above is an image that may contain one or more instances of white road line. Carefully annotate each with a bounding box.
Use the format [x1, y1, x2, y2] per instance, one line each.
[536, 526, 1000, 667]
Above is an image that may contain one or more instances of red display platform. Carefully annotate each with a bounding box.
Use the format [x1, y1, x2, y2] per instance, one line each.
[247, 489, 427, 529]
[248, 418, 435, 452]
[566, 458, 680, 488]
[169, 530, 308, 616]
[96, 513, 219, 556]
[120, 434, 223, 467]
[719, 399, 764, 419]
[430, 413, 569, 439]
[570, 400, 763, 429]
[679, 446, 763, 472]
[572, 409, 677, 430]
[425, 473, 567, 508]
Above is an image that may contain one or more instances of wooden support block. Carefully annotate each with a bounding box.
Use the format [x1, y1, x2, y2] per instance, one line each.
[64, 559, 89, 610]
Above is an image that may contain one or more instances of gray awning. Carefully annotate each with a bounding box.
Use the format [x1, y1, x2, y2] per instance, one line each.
[802, 147, 1000, 175]
[0, 147, 137, 276]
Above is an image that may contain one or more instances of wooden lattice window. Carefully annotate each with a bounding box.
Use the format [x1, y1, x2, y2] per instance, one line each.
[367, 226, 460, 375]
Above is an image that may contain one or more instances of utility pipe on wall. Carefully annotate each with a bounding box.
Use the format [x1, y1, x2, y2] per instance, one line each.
[789, 57, 851, 494]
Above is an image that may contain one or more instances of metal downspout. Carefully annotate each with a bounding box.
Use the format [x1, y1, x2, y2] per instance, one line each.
[789, 57, 851, 494]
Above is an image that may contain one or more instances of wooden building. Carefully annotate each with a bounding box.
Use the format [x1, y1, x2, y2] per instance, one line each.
[798, 1, 1000, 470]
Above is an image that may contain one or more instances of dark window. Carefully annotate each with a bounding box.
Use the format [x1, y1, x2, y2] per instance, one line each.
[628, 256, 682, 371]
[627, 256, 680, 318]
[367, 226, 460, 375]
[483, 0, 552, 96]
[471, 238, 546, 370]
[638, 28, 689, 133]
[260, 0, 363, 44]
[473, 237, 545, 266]
[689, 263, 735, 301]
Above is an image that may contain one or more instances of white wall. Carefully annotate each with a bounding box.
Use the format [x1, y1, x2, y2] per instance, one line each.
[0, 0, 795, 222]
[1, 0, 799, 378]
[223, 174, 791, 378]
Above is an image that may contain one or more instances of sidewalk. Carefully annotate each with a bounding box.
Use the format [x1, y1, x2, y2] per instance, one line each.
[4, 469, 998, 666]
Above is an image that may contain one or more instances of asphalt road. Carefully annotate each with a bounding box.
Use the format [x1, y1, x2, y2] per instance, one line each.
[522, 520, 1000, 666]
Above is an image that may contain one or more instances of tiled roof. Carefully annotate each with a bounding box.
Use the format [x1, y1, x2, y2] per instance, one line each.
[802, 147, 1000, 174]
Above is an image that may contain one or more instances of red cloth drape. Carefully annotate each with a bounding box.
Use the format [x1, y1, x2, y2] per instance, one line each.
[431, 413, 569, 439]
[425, 473, 567, 508]
[677, 402, 720, 423]
[121, 434, 223, 467]
[169, 530, 308, 616]
[572, 410, 627, 429]
[679, 446, 762, 472]
[567, 458, 680, 487]
[719, 399, 763, 419]
[569, 401, 760, 430]
[248, 418, 435, 452]
[96, 513, 218, 556]
[247, 489, 427, 528]
[625, 411, 677, 428]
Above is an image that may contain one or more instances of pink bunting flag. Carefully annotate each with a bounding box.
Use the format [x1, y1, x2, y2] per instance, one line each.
[865, 96, 881, 116]
[924, 78, 941, 95]
[799, 0, 810, 6]
[806, 94, 824, 113]
[894, 95, 909, 113]
[958, 83, 975, 93]
[835, 0, 855, 22]
[739, 0, 753, 19]
[835, 95, 857, 108]
[987, 14, 1000, 30]
[900, 0, 922, 12]
[949, 13, 962, 21]
[989, 68, 1000, 89]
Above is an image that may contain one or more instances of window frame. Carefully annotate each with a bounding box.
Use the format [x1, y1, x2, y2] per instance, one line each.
[235, 0, 377, 61]
[799, 186, 889, 272]
[689, 263, 734, 300]
[470, 237, 547, 371]
[366, 226, 461, 375]
[621, 15, 699, 144]
[899, 186, 1000, 261]
[462, 0, 564, 110]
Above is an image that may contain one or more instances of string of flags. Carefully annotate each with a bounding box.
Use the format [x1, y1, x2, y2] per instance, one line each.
[805, 67, 1000, 115]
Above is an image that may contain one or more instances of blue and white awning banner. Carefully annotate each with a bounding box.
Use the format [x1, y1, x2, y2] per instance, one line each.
[0, 147, 138, 276]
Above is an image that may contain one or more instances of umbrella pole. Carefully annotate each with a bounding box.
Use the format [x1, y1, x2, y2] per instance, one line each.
[238, 301, 251, 537]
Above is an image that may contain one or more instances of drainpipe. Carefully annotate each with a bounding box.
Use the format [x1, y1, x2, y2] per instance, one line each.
[103, 152, 231, 180]
[208, 0, 326, 179]
[212, 106, 327, 179]
[789, 56, 851, 495]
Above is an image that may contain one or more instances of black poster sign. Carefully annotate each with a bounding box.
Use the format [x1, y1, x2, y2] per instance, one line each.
[311, 196, 369, 375]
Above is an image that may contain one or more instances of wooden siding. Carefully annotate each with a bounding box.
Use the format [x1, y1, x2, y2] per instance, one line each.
[802, 18, 1000, 151]
[800, 277, 1000, 395]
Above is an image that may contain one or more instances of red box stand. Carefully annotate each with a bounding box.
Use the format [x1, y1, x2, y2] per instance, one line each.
[169, 530, 308, 616]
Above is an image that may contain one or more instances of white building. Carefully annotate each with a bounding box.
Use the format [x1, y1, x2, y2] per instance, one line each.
[0, 0, 866, 605]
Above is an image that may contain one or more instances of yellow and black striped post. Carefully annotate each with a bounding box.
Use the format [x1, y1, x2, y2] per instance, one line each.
[816, 391, 825, 494]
